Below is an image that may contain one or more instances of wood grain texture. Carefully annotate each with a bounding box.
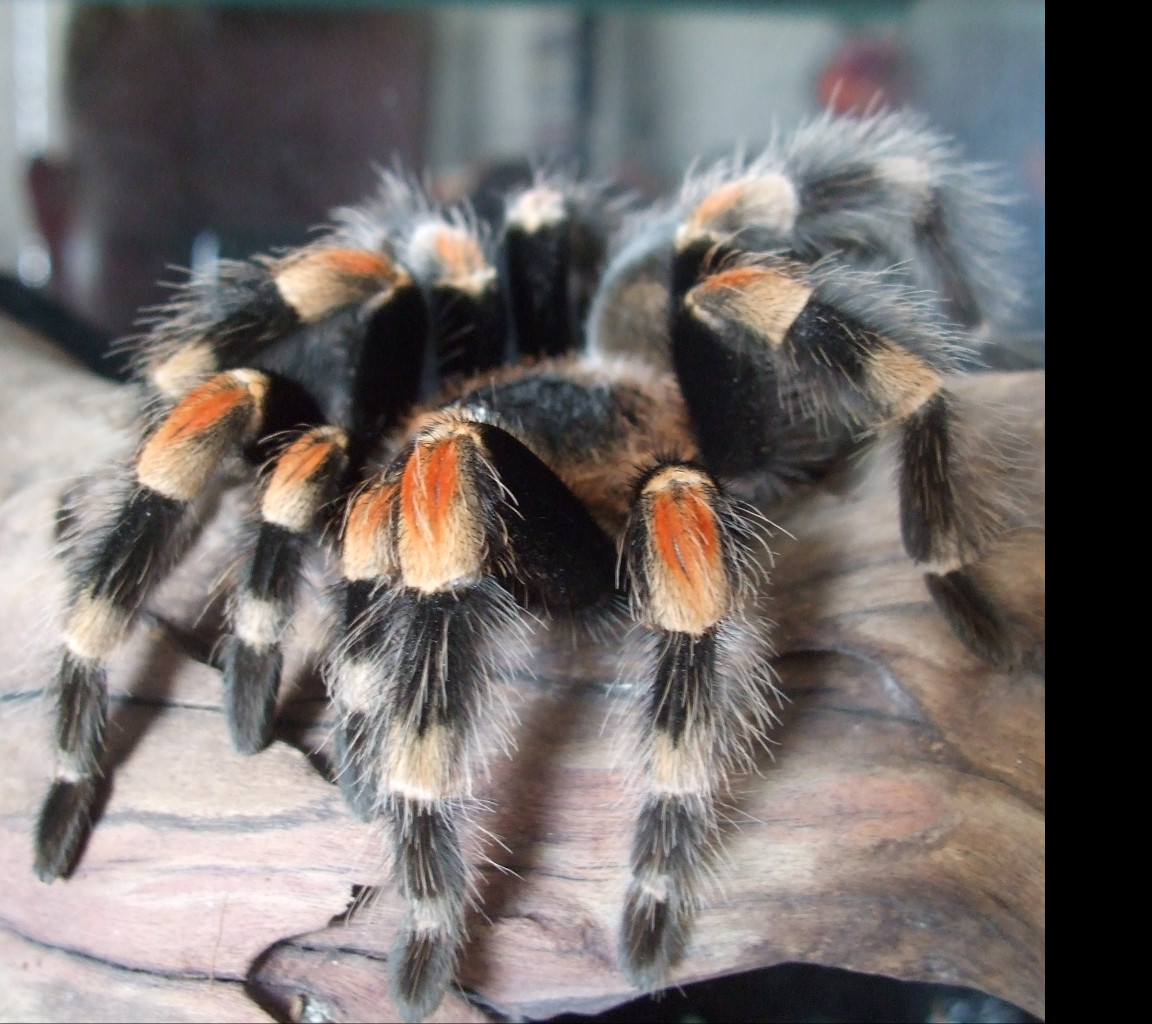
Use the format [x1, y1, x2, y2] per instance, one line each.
[0, 320, 1044, 1022]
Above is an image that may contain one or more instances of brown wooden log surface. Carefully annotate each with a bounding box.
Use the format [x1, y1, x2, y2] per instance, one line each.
[0, 319, 1044, 1023]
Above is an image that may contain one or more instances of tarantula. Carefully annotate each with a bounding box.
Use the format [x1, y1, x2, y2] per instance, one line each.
[34, 111, 1028, 1022]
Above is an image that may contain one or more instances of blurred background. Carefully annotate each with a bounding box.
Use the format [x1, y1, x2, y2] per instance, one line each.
[1, 0, 1043, 379]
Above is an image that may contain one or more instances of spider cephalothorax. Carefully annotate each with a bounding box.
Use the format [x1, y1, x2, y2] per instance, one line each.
[34, 111, 1033, 1022]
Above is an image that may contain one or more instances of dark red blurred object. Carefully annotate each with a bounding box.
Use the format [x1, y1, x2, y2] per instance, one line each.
[817, 35, 911, 115]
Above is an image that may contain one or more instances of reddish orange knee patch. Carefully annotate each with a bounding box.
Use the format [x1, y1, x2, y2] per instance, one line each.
[136, 370, 267, 500]
[315, 249, 397, 280]
[693, 265, 770, 295]
[687, 181, 748, 235]
[262, 428, 349, 533]
[642, 468, 728, 634]
[683, 174, 799, 244]
[435, 227, 488, 279]
[687, 266, 813, 348]
[402, 437, 461, 544]
[398, 429, 486, 592]
[343, 481, 398, 581]
[274, 248, 405, 322]
[273, 428, 347, 486]
[652, 487, 720, 586]
[157, 372, 264, 444]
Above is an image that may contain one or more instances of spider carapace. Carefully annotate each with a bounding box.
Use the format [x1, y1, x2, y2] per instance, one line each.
[34, 111, 1032, 1021]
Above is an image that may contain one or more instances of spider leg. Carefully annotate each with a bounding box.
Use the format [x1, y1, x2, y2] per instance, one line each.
[329, 413, 617, 1021]
[679, 259, 1021, 665]
[501, 185, 577, 359]
[501, 182, 612, 359]
[404, 218, 505, 381]
[592, 111, 1021, 376]
[36, 369, 273, 880]
[330, 475, 396, 822]
[782, 110, 1023, 333]
[133, 238, 433, 755]
[670, 110, 1020, 333]
[141, 244, 423, 408]
[617, 460, 775, 987]
[36, 367, 347, 879]
[220, 425, 350, 754]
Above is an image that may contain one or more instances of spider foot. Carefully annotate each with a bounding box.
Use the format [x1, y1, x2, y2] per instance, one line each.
[619, 796, 706, 989]
[34, 776, 98, 882]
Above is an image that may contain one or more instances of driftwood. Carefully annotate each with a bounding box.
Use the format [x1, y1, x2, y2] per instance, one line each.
[0, 319, 1044, 1022]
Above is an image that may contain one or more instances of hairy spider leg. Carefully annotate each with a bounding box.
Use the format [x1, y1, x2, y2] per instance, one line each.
[404, 218, 506, 382]
[220, 426, 350, 754]
[37, 369, 270, 880]
[591, 110, 1019, 385]
[141, 246, 420, 403]
[141, 240, 437, 756]
[209, 257, 440, 754]
[501, 185, 577, 359]
[330, 474, 396, 822]
[617, 461, 776, 987]
[678, 260, 1020, 665]
[500, 183, 612, 360]
[671, 110, 1019, 334]
[779, 110, 1021, 332]
[36, 239, 435, 877]
[331, 411, 619, 1021]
